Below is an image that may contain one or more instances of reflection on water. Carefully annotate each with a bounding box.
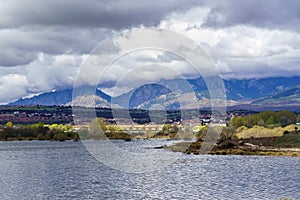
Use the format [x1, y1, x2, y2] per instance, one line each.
[0, 140, 299, 200]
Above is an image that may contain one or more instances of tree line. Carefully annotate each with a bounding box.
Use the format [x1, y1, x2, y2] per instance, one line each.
[78, 118, 131, 140]
[230, 110, 299, 129]
[194, 110, 300, 142]
[0, 122, 79, 141]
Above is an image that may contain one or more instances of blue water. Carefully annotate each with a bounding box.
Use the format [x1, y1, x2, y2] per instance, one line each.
[0, 140, 299, 200]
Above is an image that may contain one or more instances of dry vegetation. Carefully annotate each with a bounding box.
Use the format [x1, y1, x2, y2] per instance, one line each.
[235, 124, 297, 139]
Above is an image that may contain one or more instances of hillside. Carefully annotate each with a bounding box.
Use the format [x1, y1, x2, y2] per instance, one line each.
[10, 86, 111, 107]
[115, 76, 300, 109]
[253, 85, 300, 105]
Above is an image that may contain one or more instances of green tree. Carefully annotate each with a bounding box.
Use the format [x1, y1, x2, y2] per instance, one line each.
[162, 124, 171, 134]
[276, 110, 296, 127]
[195, 126, 208, 140]
[246, 115, 262, 128]
[257, 119, 265, 126]
[230, 116, 246, 129]
[5, 121, 13, 128]
[266, 116, 275, 125]
[258, 111, 277, 122]
[162, 124, 179, 134]
[219, 127, 236, 141]
[88, 118, 107, 139]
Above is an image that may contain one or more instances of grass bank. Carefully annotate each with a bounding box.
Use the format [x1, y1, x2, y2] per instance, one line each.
[168, 131, 300, 157]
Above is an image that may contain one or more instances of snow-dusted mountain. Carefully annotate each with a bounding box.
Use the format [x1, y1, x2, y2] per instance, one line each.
[9, 76, 300, 109]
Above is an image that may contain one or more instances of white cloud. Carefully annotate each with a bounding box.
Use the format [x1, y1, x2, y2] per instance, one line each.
[74, 29, 219, 96]
[0, 53, 81, 103]
[0, 74, 28, 104]
[76, 48, 200, 96]
[159, 8, 300, 78]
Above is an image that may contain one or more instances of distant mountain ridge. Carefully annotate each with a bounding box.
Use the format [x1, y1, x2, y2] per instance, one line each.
[115, 76, 300, 109]
[253, 85, 300, 104]
[10, 89, 73, 106]
[223, 77, 300, 100]
[9, 76, 300, 109]
[10, 86, 111, 106]
[113, 83, 180, 109]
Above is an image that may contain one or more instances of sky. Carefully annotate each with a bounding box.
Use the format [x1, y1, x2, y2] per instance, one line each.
[1, 0, 300, 104]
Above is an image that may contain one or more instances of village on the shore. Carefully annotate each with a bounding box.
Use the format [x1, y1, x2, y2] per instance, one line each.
[0, 105, 250, 131]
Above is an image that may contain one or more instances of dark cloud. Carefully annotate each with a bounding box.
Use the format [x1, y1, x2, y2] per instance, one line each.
[0, 0, 203, 67]
[0, 50, 37, 67]
[203, 0, 300, 31]
[0, 27, 111, 67]
[0, 0, 202, 29]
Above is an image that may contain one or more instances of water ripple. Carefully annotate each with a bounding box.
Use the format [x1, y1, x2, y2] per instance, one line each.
[0, 140, 299, 199]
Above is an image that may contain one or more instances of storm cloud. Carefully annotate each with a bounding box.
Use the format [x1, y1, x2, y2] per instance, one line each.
[0, 0, 202, 29]
[203, 0, 300, 31]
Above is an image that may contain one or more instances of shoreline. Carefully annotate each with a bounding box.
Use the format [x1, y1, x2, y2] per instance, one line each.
[2, 134, 300, 157]
[167, 137, 300, 157]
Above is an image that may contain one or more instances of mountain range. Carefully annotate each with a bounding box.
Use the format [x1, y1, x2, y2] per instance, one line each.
[9, 76, 300, 110]
[253, 85, 300, 105]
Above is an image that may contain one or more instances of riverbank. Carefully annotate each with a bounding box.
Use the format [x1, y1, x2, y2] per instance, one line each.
[168, 132, 300, 157]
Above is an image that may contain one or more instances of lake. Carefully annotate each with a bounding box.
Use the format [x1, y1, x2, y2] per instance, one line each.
[0, 140, 299, 200]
